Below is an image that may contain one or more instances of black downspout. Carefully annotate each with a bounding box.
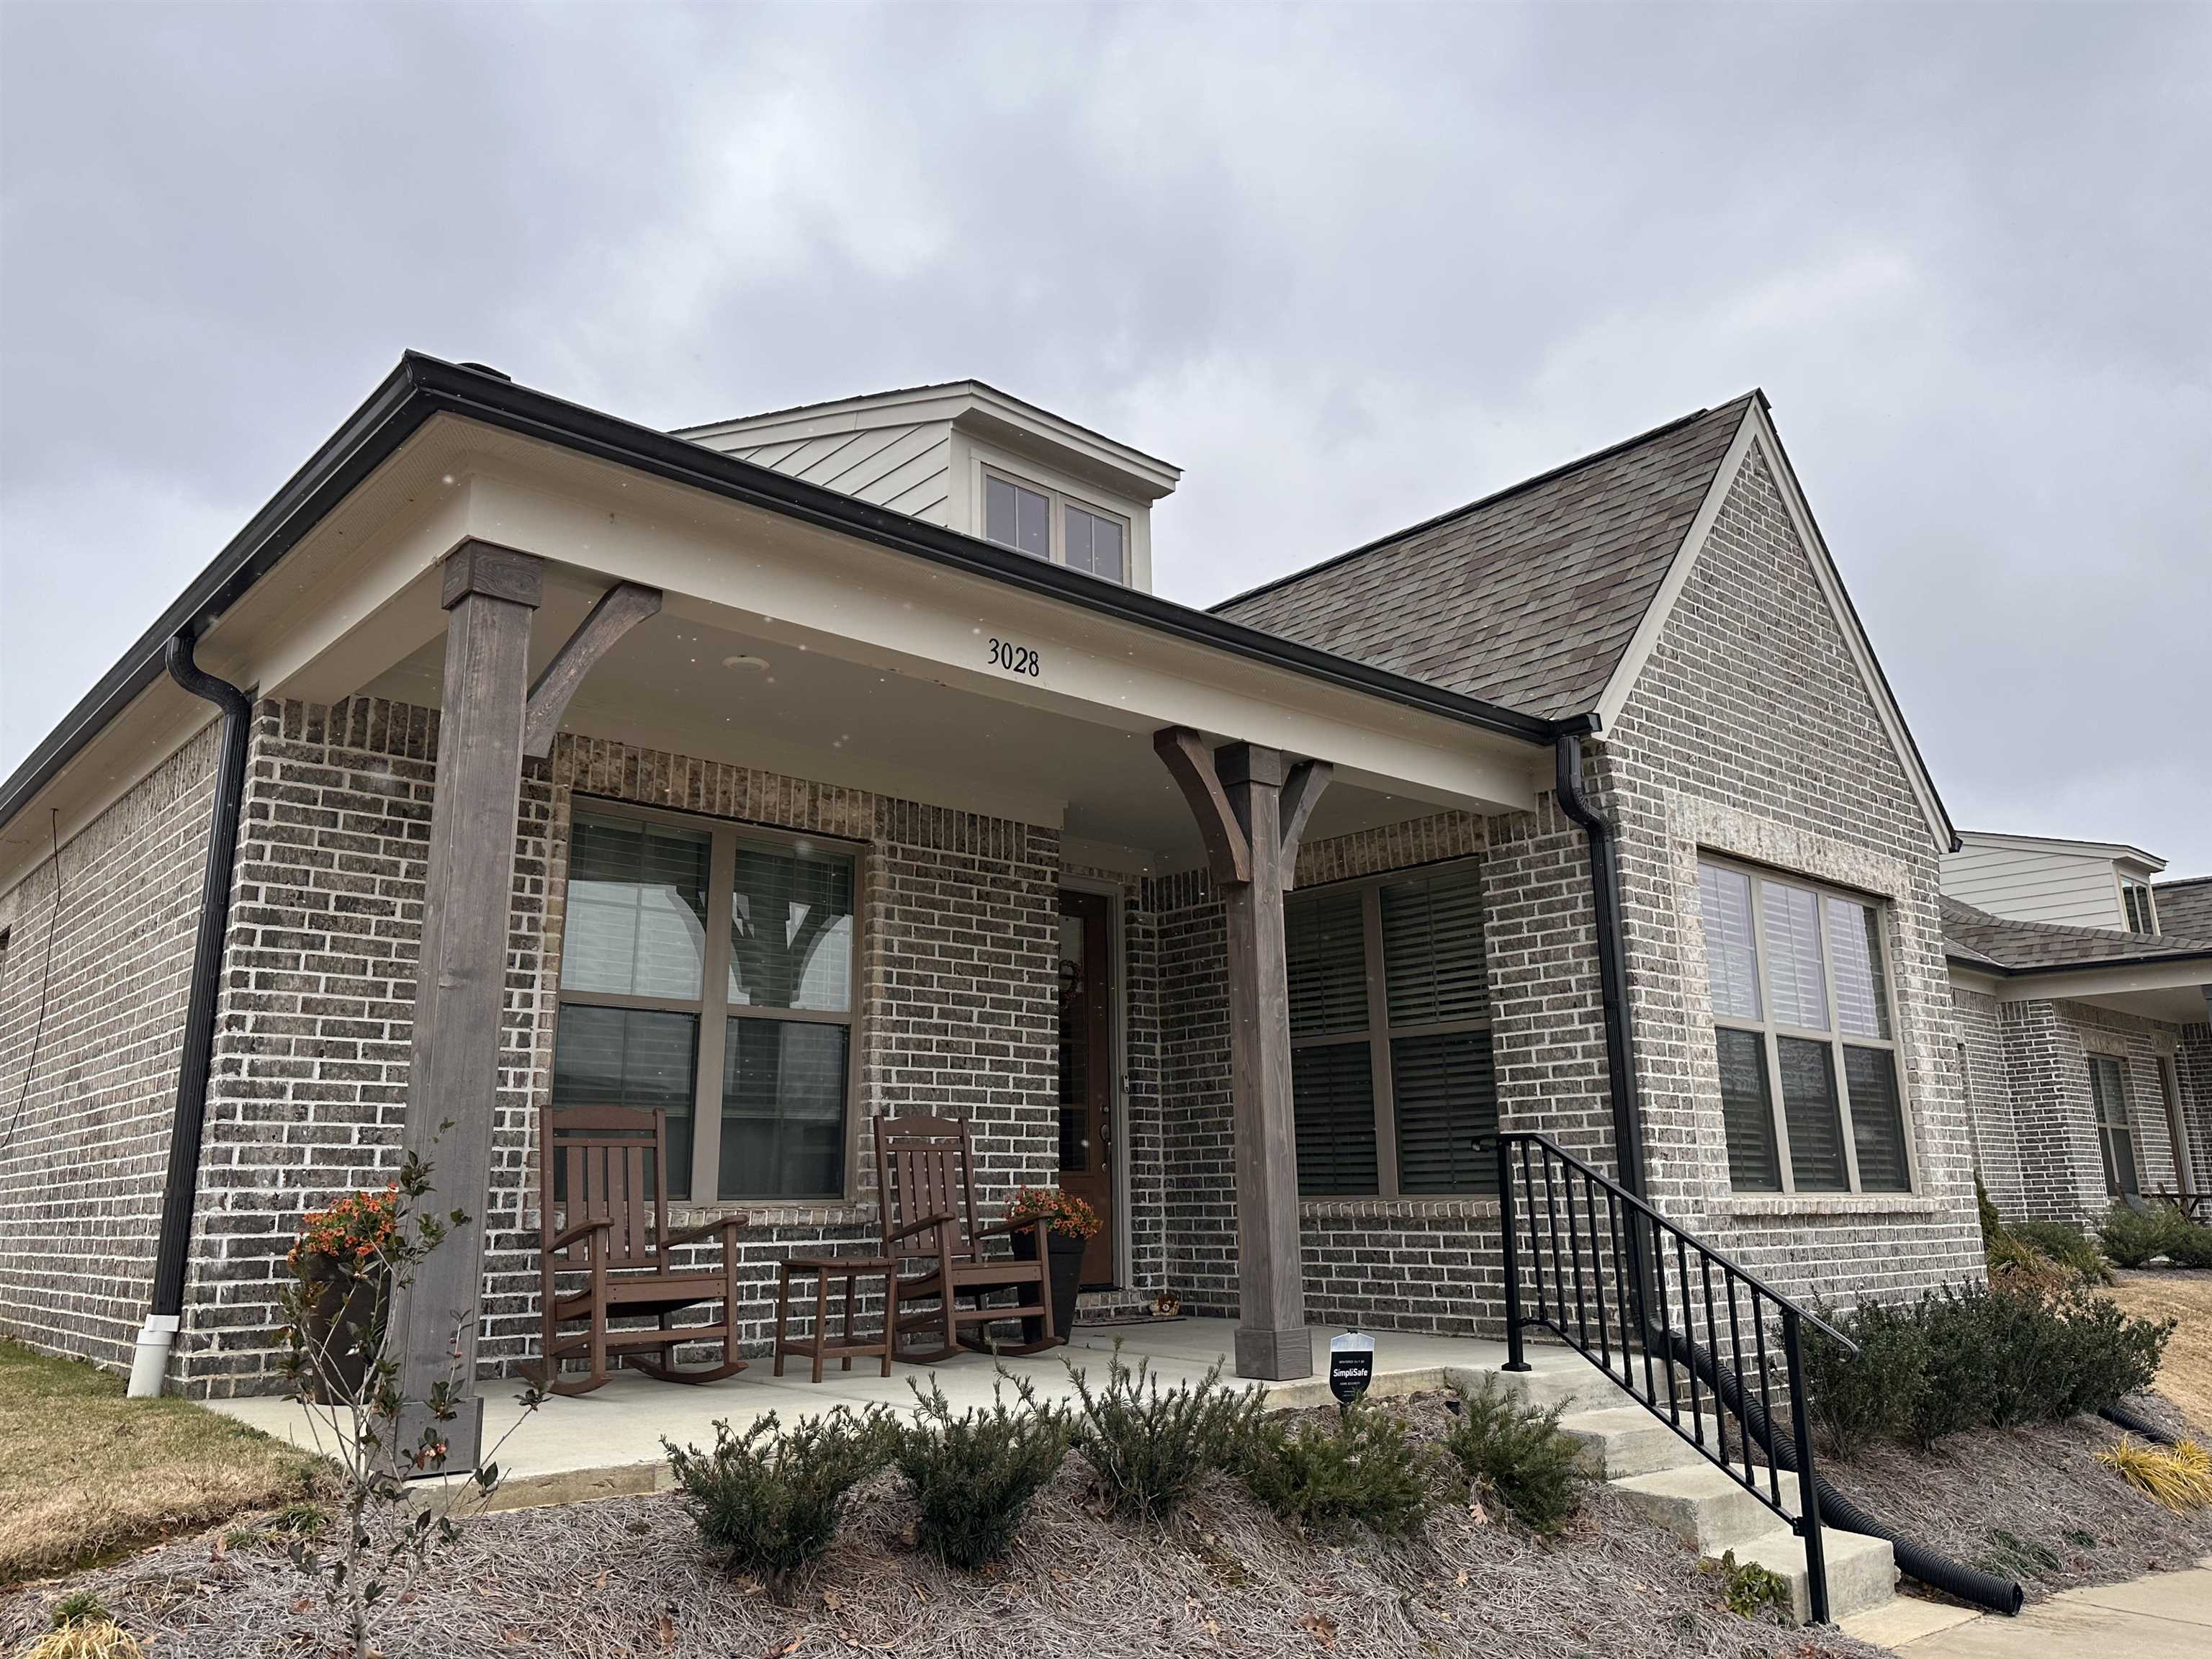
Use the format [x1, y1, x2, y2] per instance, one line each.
[127, 630, 252, 1397]
[1552, 724, 1647, 1197]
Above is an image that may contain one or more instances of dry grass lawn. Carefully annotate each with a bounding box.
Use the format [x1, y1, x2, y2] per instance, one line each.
[0, 1339, 325, 1587]
[2106, 1269, 2212, 1433]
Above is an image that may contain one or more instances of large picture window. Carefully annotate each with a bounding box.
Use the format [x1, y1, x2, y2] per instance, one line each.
[1285, 863, 1494, 1198]
[552, 806, 858, 1202]
[1696, 857, 1912, 1195]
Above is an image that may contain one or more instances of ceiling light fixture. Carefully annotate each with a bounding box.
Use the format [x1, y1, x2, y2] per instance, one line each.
[721, 654, 770, 672]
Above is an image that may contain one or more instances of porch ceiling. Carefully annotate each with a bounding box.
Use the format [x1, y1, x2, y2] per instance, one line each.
[362, 577, 1479, 863]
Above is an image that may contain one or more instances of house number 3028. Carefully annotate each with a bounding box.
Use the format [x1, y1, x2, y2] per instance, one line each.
[988, 638, 1041, 678]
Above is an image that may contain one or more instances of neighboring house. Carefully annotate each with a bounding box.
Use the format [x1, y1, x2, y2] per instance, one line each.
[0, 359, 1984, 1426]
[1942, 833, 2212, 1224]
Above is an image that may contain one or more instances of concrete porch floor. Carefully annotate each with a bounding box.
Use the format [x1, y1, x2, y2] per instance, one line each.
[206, 1318, 1524, 1509]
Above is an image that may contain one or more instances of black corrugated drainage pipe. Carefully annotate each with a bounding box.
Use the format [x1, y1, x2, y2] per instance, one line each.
[2100, 1399, 2180, 1446]
[1655, 1328, 2026, 1617]
[1551, 724, 1647, 1198]
[127, 631, 253, 1398]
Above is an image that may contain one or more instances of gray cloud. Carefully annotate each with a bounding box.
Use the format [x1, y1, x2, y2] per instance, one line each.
[4, 1, 2207, 868]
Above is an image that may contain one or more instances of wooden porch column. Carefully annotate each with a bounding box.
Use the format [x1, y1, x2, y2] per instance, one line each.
[1156, 728, 1332, 1380]
[392, 541, 542, 1468]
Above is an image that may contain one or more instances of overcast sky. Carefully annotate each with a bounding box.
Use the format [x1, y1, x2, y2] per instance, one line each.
[2, 1, 2206, 873]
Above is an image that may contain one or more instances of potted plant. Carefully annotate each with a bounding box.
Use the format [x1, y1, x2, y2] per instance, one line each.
[287, 1184, 400, 1403]
[1005, 1185, 1100, 1345]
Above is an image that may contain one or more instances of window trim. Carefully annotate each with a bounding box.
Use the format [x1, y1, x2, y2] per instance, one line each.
[2088, 1053, 2139, 1200]
[1698, 853, 1917, 1197]
[979, 462, 1131, 583]
[552, 796, 866, 1205]
[2120, 875, 2159, 935]
[1287, 857, 1491, 1200]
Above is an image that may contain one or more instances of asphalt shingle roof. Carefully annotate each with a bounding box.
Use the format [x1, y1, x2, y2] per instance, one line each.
[1212, 395, 1757, 720]
[1939, 894, 2212, 975]
[2154, 877, 2212, 941]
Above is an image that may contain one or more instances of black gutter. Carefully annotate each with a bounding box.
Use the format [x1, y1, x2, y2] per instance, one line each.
[149, 634, 252, 1323]
[1552, 719, 1647, 1197]
[1, 354, 1560, 837]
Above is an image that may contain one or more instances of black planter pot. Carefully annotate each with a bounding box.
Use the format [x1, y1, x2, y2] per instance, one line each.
[1012, 1228, 1087, 1345]
[295, 1252, 388, 1403]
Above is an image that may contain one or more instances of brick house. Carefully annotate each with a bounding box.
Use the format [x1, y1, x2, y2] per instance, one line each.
[1941, 832, 2212, 1224]
[1, 360, 1992, 1432]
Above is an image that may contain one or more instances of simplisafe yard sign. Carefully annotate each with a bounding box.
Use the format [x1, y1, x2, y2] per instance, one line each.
[1328, 1331, 1375, 1407]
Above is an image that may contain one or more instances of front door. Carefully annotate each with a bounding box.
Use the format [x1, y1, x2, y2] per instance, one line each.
[1056, 889, 1117, 1287]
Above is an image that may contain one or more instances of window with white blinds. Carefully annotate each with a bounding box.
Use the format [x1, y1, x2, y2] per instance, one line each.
[2089, 1055, 2139, 1198]
[1696, 857, 1912, 1196]
[1285, 863, 1495, 1198]
[553, 806, 859, 1202]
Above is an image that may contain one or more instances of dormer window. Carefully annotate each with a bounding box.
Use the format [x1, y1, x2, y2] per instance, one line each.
[982, 466, 1130, 585]
[984, 474, 1051, 559]
[1064, 503, 1125, 583]
[2121, 877, 2158, 934]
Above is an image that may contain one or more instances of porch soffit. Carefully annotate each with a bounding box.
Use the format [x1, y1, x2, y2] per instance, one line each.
[1, 414, 1545, 891]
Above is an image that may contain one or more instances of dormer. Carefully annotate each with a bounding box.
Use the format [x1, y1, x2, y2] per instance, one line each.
[675, 381, 1180, 593]
[1941, 831, 2168, 934]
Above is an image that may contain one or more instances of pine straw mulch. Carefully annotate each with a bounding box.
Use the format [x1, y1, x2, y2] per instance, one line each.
[2, 1394, 1879, 1659]
[1818, 1401, 2212, 1602]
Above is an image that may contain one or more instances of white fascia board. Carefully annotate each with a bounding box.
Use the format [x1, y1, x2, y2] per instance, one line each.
[1991, 957, 2212, 1003]
[1589, 401, 1956, 858]
[1957, 830, 2166, 870]
[1948, 963, 2005, 996]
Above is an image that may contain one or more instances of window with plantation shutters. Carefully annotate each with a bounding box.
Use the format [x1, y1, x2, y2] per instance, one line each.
[2089, 1055, 2139, 1198]
[1696, 855, 1913, 1197]
[1285, 862, 1494, 1198]
[553, 805, 860, 1204]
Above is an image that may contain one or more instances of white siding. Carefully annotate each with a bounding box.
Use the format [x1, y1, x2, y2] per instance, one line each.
[1941, 841, 2127, 929]
[698, 418, 955, 528]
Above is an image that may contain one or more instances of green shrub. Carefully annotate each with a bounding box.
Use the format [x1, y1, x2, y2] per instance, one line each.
[1442, 1377, 1586, 1534]
[665, 1407, 894, 1587]
[1065, 1346, 1264, 1525]
[1804, 1282, 2172, 1454]
[2098, 1203, 2188, 1269]
[2008, 1220, 2112, 1285]
[1243, 1403, 1429, 1538]
[1804, 1298, 1928, 1459]
[893, 1374, 1071, 1570]
[2164, 1220, 2212, 1269]
[1707, 1549, 1790, 1619]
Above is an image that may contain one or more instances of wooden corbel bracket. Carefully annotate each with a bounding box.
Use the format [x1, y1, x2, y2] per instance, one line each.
[521, 582, 663, 759]
[1154, 726, 1251, 887]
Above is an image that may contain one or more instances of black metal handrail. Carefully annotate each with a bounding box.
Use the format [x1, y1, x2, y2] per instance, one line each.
[1496, 1132, 1856, 1625]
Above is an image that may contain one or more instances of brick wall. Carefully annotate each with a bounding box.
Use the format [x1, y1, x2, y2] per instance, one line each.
[165, 698, 1059, 1395]
[2180, 1019, 2212, 1195]
[1595, 444, 1984, 1305]
[0, 723, 220, 1372]
[1951, 985, 2024, 1213]
[1984, 994, 2198, 1226]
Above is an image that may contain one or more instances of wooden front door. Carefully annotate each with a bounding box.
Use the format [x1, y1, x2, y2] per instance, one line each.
[1056, 889, 1116, 1287]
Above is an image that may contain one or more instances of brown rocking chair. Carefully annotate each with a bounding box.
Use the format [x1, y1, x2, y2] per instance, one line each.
[873, 1112, 1058, 1362]
[535, 1104, 752, 1395]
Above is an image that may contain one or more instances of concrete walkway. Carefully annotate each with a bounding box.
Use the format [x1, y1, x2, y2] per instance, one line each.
[1845, 1560, 2212, 1657]
[207, 1317, 1523, 1508]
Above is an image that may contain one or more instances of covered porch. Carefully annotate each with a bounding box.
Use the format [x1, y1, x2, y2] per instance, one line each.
[164, 395, 1563, 1454]
[207, 1316, 1533, 1508]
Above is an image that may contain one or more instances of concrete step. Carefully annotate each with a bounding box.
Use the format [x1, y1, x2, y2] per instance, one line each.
[1729, 1524, 1898, 1626]
[1462, 1354, 1638, 1413]
[1611, 1461, 1796, 1554]
[1555, 1406, 1720, 1479]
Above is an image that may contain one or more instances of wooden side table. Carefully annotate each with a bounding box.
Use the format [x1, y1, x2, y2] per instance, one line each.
[774, 1255, 896, 1382]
